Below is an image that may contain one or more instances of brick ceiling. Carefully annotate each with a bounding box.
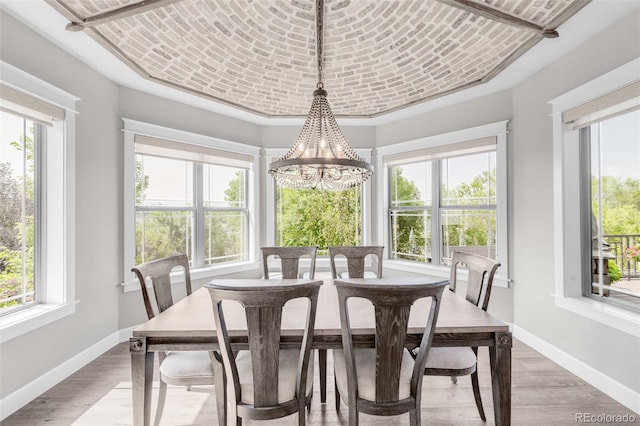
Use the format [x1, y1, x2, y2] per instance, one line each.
[48, 0, 588, 118]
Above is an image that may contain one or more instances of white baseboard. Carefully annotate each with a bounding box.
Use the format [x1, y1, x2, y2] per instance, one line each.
[119, 325, 137, 343]
[0, 327, 137, 421]
[513, 325, 640, 414]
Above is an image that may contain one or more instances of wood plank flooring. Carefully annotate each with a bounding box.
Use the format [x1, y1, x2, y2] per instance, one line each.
[2, 339, 636, 425]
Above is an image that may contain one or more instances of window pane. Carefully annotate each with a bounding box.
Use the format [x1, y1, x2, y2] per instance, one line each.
[205, 211, 246, 265]
[441, 152, 496, 206]
[136, 155, 193, 207]
[441, 209, 496, 264]
[135, 211, 193, 264]
[590, 110, 640, 304]
[390, 163, 430, 207]
[0, 112, 37, 312]
[390, 210, 431, 262]
[276, 186, 361, 254]
[204, 165, 246, 208]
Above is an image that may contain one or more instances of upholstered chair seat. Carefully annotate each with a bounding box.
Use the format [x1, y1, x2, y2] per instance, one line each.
[159, 351, 216, 386]
[234, 350, 314, 405]
[333, 348, 415, 402]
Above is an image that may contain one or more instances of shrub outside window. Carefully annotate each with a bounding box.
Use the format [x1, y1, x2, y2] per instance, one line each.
[275, 185, 362, 255]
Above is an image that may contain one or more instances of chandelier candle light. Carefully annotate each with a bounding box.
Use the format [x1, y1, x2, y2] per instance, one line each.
[268, 0, 373, 191]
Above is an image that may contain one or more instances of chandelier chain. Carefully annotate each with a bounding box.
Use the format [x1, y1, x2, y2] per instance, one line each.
[316, 0, 324, 88]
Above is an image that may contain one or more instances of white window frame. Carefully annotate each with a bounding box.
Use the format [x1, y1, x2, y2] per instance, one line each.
[0, 61, 78, 343]
[550, 57, 640, 338]
[122, 119, 261, 292]
[376, 121, 510, 288]
[264, 148, 373, 272]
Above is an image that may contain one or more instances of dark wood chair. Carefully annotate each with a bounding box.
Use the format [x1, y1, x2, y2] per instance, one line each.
[326, 246, 384, 405]
[261, 246, 317, 279]
[333, 278, 447, 425]
[131, 254, 216, 426]
[329, 246, 384, 279]
[261, 246, 324, 402]
[206, 279, 322, 426]
[422, 251, 501, 421]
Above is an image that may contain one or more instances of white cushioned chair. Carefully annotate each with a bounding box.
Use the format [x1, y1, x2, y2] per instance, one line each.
[132, 254, 216, 426]
[421, 251, 500, 421]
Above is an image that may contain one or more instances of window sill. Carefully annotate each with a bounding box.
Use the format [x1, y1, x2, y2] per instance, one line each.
[554, 295, 640, 338]
[122, 261, 260, 292]
[0, 302, 77, 343]
[385, 259, 510, 288]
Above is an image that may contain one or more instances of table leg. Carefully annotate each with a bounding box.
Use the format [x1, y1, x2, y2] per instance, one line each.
[130, 337, 154, 426]
[489, 331, 512, 426]
[318, 349, 327, 403]
[212, 351, 227, 426]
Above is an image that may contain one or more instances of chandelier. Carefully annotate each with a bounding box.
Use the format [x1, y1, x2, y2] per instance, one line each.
[268, 0, 373, 191]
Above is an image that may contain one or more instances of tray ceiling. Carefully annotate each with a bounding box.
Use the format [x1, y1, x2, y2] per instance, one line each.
[47, 0, 588, 118]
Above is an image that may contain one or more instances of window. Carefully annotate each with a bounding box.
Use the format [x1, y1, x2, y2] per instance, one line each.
[0, 112, 40, 313]
[378, 121, 509, 286]
[135, 154, 248, 266]
[551, 57, 640, 336]
[587, 110, 640, 309]
[123, 120, 260, 290]
[275, 185, 362, 254]
[0, 62, 77, 342]
[389, 148, 496, 265]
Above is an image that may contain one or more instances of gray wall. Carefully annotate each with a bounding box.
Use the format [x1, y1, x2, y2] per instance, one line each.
[376, 89, 513, 146]
[510, 9, 640, 393]
[0, 11, 120, 398]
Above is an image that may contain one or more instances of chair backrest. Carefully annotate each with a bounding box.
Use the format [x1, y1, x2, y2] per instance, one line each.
[131, 254, 191, 320]
[335, 278, 447, 406]
[329, 246, 384, 278]
[206, 280, 322, 410]
[449, 251, 501, 311]
[261, 246, 317, 279]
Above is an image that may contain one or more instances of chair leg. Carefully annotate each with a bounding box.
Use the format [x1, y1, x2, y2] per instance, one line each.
[319, 349, 327, 403]
[153, 380, 167, 426]
[212, 352, 227, 426]
[471, 370, 486, 421]
[450, 375, 457, 384]
[409, 408, 419, 426]
[348, 406, 358, 426]
[298, 407, 306, 426]
[334, 372, 340, 412]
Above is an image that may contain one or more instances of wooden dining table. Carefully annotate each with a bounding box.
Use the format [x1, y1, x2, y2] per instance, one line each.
[130, 277, 512, 426]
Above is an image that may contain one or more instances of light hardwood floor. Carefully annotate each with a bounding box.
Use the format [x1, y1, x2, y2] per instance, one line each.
[2, 339, 635, 425]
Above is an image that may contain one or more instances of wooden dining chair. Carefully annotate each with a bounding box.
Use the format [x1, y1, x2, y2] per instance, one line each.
[206, 279, 322, 426]
[421, 251, 501, 421]
[328, 246, 384, 279]
[333, 278, 447, 426]
[261, 246, 325, 403]
[131, 254, 216, 426]
[261, 246, 317, 279]
[326, 246, 384, 405]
